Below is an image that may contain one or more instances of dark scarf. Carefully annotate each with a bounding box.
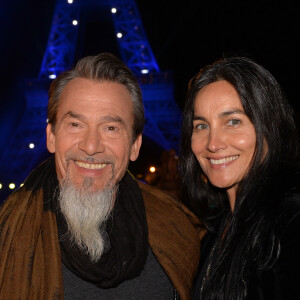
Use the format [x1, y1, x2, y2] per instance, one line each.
[52, 165, 149, 288]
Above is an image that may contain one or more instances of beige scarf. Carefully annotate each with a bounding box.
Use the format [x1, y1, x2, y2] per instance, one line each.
[0, 161, 204, 300]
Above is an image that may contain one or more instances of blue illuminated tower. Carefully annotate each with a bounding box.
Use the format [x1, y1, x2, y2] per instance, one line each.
[0, 0, 181, 200]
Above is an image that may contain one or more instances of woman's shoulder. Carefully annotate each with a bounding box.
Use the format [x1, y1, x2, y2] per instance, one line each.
[277, 191, 300, 241]
[267, 191, 300, 299]
[279, 191, 300, 215]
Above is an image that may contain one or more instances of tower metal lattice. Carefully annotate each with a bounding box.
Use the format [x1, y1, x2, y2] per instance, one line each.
[0, 0, 181, 200]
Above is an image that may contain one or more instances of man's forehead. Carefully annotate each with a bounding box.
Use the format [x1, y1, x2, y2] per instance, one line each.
[57, 79, 133, 113]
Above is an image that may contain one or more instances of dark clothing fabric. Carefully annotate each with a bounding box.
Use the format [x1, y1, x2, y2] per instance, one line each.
[192, 194, 300, 300]
[62, 246, 174, 299]
[55, 170, 149, 289]
[0, 156, 204, 300]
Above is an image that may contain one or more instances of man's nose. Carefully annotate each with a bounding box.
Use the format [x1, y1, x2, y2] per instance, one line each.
[78, 128, 105, 156]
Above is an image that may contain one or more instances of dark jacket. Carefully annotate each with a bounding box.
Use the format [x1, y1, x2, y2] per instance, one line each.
[193, 193, 300, 300]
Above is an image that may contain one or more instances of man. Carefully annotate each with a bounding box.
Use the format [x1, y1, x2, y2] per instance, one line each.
[0, 53, 203, 299]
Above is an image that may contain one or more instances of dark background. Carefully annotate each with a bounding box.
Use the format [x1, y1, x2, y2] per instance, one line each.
[1, 0, 299, 152]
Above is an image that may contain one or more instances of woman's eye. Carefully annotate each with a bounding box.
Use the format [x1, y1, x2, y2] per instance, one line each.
[195, 123, 208, 130]
[228, 119, 241, 126]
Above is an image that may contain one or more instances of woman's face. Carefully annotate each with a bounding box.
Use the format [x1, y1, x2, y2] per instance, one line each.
[191, 80, 256, 205]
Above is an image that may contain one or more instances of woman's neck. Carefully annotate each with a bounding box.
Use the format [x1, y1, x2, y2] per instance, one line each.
[226, 187, 237, 212]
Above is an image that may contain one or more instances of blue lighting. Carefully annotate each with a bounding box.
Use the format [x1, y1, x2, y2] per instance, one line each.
[0, 0, 182, 203]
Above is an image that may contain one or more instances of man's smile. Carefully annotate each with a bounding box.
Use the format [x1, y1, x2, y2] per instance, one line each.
[74, 160, 108, 170]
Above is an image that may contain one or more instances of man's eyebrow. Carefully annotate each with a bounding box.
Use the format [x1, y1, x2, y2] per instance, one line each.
[62, 111, 126, 126]
[62, 111, 85, 121]
[101, 115, 126, 127]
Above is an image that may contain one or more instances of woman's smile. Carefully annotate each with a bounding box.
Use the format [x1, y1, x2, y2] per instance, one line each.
[191, 80, 256, 206]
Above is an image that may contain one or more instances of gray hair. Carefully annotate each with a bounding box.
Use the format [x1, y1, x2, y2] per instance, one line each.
[47, 52, 144, 141]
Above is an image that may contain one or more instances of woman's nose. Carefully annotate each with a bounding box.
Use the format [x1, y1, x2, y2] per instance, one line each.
[207, 128, 227, 152]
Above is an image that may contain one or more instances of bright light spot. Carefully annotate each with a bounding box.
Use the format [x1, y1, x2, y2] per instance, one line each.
[141, 69, 149, 74]
[67, 0, 73, 3]
[49, 74, 56, 79]
[20, 183, 24, 187]
[149, 166, 156, 173]
[9, 183, 15, 190]
[0, 183, 2, 189]
[117, 32, 123, 38]
[29, 143, 35, 149]
[72, 20, 78, 26]
[111, 7, 117, 13]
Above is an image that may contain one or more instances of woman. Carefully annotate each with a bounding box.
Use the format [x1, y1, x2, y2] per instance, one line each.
[179, 56, 300, 299]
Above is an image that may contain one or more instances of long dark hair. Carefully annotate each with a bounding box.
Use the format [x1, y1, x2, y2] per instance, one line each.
[179, 56, 300, 299]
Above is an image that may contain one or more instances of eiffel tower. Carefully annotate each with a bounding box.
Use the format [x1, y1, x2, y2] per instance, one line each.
[0, 0, 181, 201]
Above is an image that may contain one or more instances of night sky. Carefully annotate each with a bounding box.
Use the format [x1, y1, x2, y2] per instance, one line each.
[0, 0, 299, 163]
[136, 0, 300, 115]
[1, 0, 299, 108]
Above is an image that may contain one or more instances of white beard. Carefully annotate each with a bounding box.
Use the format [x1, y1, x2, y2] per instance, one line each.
[58, 176, 117, 263]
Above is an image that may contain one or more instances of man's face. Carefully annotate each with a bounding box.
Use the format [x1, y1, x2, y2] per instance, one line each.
[46, 78, 142, 191]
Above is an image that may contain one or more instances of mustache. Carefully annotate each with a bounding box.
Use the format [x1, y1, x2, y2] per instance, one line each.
[63, 154, 117, 191]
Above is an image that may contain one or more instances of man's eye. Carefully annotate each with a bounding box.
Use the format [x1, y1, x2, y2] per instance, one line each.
[107, 126, 116, 131]
[71, 122, 79, 127]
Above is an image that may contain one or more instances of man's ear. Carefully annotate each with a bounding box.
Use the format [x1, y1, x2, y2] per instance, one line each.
[130, 134, 142, 162]
[46, 123, 55, 153]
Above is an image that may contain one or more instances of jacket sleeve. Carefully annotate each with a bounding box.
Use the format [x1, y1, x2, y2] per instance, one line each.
[271, 208, 300, 299]
[249, 196, 300, 300]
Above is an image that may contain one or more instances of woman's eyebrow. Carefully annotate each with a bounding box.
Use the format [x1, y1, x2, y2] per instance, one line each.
[193, 115, 207, 121]
[220, 109, 245, 117]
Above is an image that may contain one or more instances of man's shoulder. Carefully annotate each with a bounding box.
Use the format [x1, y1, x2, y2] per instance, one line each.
[137, 179, 204, 235]
[137, 180, 191, 217]
[137, 180, 177, 203]
[137, 180, 205, 300]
